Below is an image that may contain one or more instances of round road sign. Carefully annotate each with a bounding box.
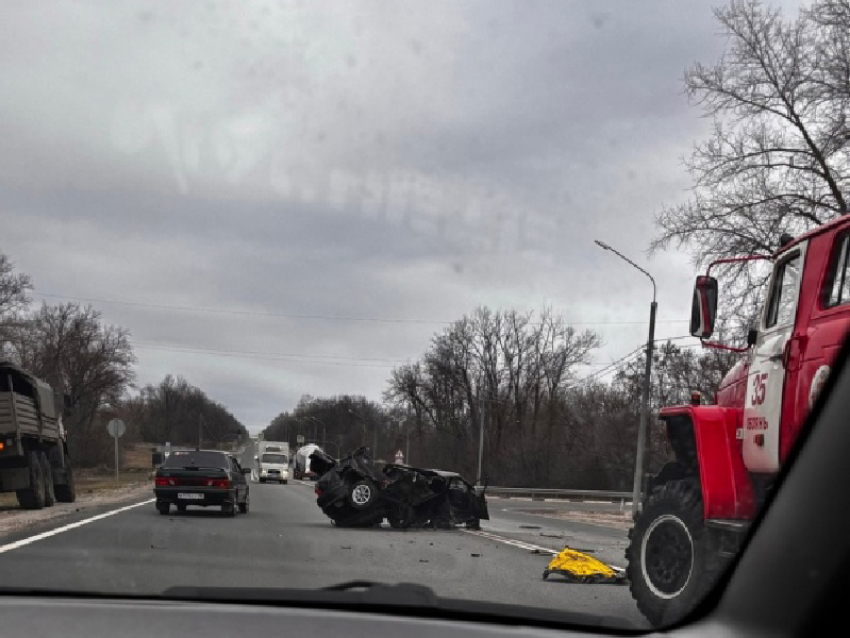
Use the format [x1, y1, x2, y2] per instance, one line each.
[107, 418, 126, 438]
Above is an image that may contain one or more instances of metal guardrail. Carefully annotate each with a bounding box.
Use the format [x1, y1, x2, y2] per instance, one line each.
[480, 486, 632, 503]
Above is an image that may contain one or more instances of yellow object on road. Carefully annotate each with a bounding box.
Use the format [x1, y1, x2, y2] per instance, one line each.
[542, 547, 627, 584]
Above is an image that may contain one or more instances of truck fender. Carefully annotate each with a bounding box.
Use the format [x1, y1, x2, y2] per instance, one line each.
[659, 405, 755, 520]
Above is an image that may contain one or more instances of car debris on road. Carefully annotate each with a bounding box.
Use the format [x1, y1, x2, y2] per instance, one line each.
[542, 547, 628, 584]
[309, 447, 489, 530]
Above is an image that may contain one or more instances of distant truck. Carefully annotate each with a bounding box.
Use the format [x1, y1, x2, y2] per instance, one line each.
[255, 441, 290, 484]
[0, 361, 76, 509]
[294, 443, 323, 480]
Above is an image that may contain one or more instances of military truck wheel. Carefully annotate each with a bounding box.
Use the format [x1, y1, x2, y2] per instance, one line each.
[54, 454, 76, 503]
[16, 451, 46, 510]
[348, 479, 377, 510]
[626, 479, 720, 627]
[39, 451, 56, 507]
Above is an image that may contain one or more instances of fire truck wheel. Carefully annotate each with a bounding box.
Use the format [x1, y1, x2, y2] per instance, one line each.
[626, 479, 720, 627]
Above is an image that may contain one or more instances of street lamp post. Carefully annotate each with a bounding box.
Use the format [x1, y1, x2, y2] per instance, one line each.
[595, 240, 657, 518]
[476, 395, 512, 487]
[348, 409, 368, 449]
[306, 416, 328, 444]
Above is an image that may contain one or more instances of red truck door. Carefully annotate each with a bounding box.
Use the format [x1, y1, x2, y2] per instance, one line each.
[779, 229, 850, 464]
[743, 244, 806, 474]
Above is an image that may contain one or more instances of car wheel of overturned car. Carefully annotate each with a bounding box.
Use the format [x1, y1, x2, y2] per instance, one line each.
[348, 479, 377, 510]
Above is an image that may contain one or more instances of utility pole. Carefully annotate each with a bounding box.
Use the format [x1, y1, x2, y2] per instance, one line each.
[477, 403, 485, 487]
[349, 409, 367, 447]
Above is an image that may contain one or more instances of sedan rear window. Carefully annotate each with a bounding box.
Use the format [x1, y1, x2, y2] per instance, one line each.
[163, 451, 229, 469]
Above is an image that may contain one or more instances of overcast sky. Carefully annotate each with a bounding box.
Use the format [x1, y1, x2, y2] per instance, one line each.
[0, 0, 804, 433]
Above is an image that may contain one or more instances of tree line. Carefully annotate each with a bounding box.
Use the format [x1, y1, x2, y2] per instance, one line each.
[258, 308, 738, 491]
[0, 254, 247, 468]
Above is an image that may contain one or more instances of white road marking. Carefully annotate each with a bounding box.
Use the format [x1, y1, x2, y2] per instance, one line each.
[463, 528, 625, 572]
[0, 498, 156, 555]
[462, 528, 559, 555]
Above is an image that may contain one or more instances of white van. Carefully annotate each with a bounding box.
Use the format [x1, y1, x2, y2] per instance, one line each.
[255, 442, 290, 484]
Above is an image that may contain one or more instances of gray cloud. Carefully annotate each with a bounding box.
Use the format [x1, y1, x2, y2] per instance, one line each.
[0, 0, 801, 431]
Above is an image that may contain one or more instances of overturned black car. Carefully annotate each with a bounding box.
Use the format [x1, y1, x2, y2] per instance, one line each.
[309, 447, 489, 530]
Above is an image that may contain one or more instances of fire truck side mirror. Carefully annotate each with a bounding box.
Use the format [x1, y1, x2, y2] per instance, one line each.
[690, 275, 718, 339]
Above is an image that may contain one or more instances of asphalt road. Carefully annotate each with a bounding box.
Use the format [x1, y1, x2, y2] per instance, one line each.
[0, 447, 648, 629]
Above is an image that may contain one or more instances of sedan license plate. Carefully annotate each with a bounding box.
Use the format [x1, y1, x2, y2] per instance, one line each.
[177, 493, 204, 500]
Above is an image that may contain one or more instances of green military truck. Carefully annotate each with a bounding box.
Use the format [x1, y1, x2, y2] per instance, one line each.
[0, 361, 76, 508]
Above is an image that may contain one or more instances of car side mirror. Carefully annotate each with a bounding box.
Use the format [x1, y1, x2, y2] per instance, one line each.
[690, 275, 718, 339]
[747, 328, 758, 347]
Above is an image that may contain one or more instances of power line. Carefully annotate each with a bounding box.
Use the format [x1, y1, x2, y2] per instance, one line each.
[575, 338, 706, 384]
[131, 333, 700, 372]
[132, 344, 397, 369]
[33, 293, 689, 327]
[132, 341, 407, 364]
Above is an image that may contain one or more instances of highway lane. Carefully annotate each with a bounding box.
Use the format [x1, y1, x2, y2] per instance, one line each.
[0, 472, 648, 628]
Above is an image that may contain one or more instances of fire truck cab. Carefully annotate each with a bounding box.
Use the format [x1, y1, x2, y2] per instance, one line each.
[627, 214, 850, 626]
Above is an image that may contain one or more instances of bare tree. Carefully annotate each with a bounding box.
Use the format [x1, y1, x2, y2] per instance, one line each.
[652, 0, 849, 320]
[9, 303, 136, 465]
[385, 306, 601, 483]
[0, 254, 32, 349]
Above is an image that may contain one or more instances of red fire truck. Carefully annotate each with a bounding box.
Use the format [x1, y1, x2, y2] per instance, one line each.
[626, 214, 850, 625]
